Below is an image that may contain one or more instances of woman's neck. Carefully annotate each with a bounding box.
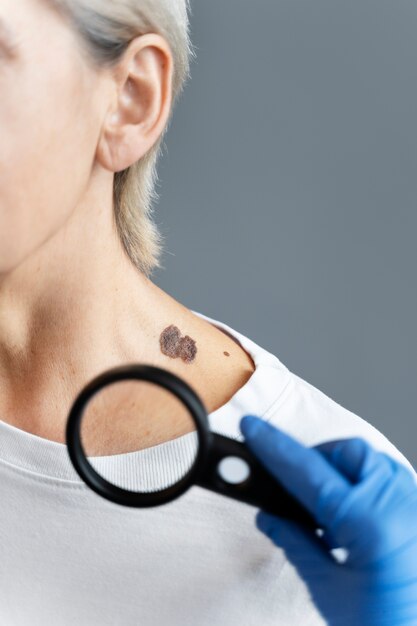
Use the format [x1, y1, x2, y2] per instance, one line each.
[0, 191, 194, 439]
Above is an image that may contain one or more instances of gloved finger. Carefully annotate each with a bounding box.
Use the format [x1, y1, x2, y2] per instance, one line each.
[240, 416, 351, 527]
[313, 438, 387, 483]
[256, 510, 336, 575]
[311, 441, 397, 549]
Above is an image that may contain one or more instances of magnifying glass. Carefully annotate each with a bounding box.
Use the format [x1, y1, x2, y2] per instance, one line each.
[65, 364, 318, 529]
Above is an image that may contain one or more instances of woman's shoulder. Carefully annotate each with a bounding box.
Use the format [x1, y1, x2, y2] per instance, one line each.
[264, 370, 416, 478]
[184, 310, 257, 415]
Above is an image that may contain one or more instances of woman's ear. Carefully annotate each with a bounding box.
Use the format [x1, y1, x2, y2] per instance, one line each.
[96, 33, 173, 173]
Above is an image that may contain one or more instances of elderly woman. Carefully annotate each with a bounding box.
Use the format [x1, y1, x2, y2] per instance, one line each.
[0, 1, 415, 624]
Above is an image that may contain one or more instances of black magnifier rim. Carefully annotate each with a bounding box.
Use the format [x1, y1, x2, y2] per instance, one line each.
[65, 364, 211, 508]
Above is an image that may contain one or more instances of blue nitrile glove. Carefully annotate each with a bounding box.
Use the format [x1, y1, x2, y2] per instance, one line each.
[240, 415, 417, 626]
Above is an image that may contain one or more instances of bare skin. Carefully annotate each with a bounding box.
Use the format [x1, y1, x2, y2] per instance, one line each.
[0, 0, 255, 451]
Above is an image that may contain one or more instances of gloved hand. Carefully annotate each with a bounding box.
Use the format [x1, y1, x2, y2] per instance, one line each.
[239, 415, 417, 626]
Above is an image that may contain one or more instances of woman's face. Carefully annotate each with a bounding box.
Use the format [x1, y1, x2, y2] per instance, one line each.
[0, 0, 108, 275]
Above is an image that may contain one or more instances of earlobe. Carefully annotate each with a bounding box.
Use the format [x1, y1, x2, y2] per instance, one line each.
[95, 34, 173, 174]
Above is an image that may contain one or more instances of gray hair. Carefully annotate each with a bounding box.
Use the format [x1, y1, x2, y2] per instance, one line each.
[45, 0, 196, 277]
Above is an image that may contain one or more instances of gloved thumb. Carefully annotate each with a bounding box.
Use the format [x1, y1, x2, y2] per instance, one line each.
[256, 510, 336, 580]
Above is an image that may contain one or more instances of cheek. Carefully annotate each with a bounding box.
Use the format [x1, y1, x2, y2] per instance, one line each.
[0, 65, 99, 272]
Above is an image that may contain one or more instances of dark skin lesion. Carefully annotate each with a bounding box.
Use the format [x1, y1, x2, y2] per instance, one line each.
[159, 325, 198, 364]
[159, 326, 232, 364]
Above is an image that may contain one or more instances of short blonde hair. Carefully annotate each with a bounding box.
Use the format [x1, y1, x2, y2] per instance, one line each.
[46, 0, 196, 277]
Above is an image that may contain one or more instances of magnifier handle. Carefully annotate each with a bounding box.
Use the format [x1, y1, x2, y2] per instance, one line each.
[196, 433, 318, 530]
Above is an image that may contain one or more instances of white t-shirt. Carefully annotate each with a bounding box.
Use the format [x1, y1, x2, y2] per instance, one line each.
[0, 310, 415, 626]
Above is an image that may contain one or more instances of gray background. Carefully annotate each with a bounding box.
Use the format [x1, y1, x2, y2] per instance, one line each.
[153, 0, 417, 469]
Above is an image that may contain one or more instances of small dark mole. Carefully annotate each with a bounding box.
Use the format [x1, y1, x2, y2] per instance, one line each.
[160, 324, 197, 364]
[223, 351, 230, 357]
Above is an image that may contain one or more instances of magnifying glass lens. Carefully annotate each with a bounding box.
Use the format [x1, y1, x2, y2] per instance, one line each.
[79, 379, 199, 493]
